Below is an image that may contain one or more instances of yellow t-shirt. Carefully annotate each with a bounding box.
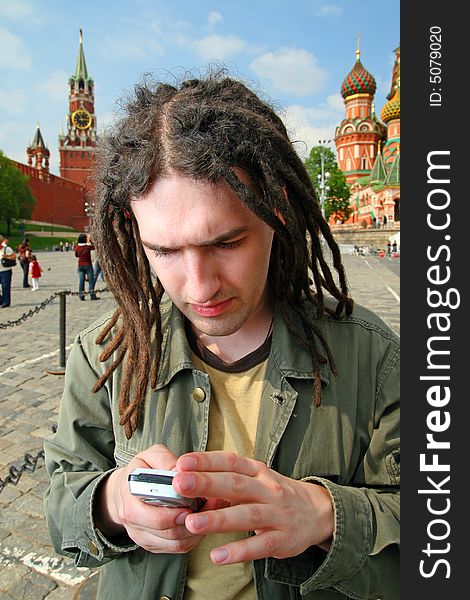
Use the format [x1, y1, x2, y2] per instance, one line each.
[184, 352, 268, 600]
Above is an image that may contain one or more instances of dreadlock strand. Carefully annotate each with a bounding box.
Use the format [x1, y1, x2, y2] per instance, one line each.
[92, 343, 128, 393]
[94, 308, 121, 345]
[98, 326, 125, 362]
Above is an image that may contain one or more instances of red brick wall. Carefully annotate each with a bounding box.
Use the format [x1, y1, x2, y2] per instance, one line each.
[13, 161, 89, 230]
[59, 148, 95, 190]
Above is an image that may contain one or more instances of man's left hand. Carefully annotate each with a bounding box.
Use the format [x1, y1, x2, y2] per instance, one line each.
[173, 451, 333, 565]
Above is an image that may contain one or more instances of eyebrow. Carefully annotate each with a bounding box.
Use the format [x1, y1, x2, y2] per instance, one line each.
[141, 226, 248, 253]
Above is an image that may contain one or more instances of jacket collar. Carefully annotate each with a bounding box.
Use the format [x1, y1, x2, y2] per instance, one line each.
[155, 298, 331, 390]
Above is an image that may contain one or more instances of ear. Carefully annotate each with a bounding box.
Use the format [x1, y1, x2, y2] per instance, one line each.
[274, 208, 286, 226]
[274, 185, 287, 226]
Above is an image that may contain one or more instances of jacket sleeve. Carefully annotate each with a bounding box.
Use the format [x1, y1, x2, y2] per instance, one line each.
[43, 333, 137, 568]
[266, 338, 400, 599]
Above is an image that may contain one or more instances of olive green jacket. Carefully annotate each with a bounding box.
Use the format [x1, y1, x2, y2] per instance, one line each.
[44, 298, 400, 599]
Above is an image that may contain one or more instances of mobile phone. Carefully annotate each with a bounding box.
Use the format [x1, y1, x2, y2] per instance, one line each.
[128, 468, 205, 511]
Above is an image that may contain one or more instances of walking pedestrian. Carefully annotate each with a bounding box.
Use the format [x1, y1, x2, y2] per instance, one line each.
[17, 238, 31, 288]
[93, 259, 103, 285]
[28, 254, 43, 290]
[75, 233, 98, 300]
[0, 235, 16, 308]
[65, 241, 70, 252]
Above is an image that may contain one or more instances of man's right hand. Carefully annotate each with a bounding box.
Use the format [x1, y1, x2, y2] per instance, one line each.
[95, 444, 210, 554]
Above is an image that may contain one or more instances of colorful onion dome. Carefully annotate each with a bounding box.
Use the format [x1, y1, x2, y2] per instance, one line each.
[380, 86, 400, 123]
[341, 51, 377, 99]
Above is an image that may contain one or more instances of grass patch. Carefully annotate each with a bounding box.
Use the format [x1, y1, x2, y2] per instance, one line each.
[1, 221, 81, 251]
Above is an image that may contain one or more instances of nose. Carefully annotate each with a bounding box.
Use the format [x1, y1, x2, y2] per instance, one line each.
[184, 249, 221, 304]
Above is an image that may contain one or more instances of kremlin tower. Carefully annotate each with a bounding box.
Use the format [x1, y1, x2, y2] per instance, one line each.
[58, 29, 97, 191]
[27, 125, 50, 181]
[10, 30, 97, 231]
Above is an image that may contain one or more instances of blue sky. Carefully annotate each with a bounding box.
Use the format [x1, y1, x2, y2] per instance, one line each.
[0, 0, 399, 176]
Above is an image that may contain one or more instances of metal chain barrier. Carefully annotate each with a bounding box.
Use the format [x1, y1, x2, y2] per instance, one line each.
[0, 426, 57, 494]
[0, 287, 109, 330]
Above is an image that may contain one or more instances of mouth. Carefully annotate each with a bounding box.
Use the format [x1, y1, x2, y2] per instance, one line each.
[190, 298, 233, 317]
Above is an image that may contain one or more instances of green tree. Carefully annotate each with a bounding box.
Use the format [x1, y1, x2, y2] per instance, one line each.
[304, 145, 351, 222]
[0, 151, 36, 235]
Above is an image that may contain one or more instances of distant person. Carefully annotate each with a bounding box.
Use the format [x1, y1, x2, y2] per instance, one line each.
[75, 233, 98, 301]
[65, 241, 70, 252]
[93, 258, 104, 285]
[383, 215, 388, 228]
[392, 240, 398, 255]
[60, 241, 64, 252]
[18, 238, 31, 288]
[29, 254, 43, 291]
[0, 235, 16, 308]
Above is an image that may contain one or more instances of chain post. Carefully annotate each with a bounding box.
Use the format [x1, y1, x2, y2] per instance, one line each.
[59, 291, 66, 368]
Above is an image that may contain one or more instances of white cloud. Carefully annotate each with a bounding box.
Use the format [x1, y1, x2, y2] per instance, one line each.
[281, 104, 338, 158]
[208, 11, 223, 30]
[0, 89, 27, 115]
[100, 35, 164, 61]
[0, 0, 42, 23]
[326, 93, 344, 113]
[193, 34, 246, 60]
[0, 26, 31, 69]
[37, 70, 68, 103]
[314, 4, 343, 17]
[250, 48, 327, 96]
[96, 109, 119, 133]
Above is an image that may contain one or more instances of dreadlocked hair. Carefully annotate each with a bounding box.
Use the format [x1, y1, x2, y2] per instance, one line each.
[91, 67, 353, 438]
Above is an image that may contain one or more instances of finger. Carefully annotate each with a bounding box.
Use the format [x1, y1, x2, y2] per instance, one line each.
[185, 503, 270, 535]
[131, 519, 196, 541]
[173, 469, 279, 504]
[129, 528, 204, 554]
[176, 451, 259, 477]
[132, 444, 178, 471]
[209, 531, 286, 564]
[123, 498, 192, 533]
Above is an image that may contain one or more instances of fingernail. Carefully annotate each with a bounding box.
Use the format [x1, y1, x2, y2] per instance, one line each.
[175, 512, 188, 525]
[188, 514, 208, 531]
[178, 473, 196, 492]
[211, 548, 229, 563]
[179, 455, 197, 470]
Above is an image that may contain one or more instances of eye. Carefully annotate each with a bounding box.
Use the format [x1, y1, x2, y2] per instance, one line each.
[153, 248, 175, 258]
[215, 239, 242, 250]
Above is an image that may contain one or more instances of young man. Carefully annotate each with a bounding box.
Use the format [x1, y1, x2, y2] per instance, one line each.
[44, 73, 400, 599]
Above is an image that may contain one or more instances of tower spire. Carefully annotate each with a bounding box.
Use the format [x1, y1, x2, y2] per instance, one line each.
[74, 28, 89, 81]
[356, 32, 361, 60]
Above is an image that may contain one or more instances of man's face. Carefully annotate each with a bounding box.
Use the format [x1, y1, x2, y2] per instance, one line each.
[131, 174, 274, 338]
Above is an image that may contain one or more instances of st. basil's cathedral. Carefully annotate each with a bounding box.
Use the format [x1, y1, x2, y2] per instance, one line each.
[334, 44, 400, 228]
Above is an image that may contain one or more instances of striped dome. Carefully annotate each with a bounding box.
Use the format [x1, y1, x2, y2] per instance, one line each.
[380, 87, 400, 123]
[341, 57, 377, 99]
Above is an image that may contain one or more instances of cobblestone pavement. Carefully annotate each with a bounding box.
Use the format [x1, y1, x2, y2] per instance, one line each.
[0, 250, 399, 599]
